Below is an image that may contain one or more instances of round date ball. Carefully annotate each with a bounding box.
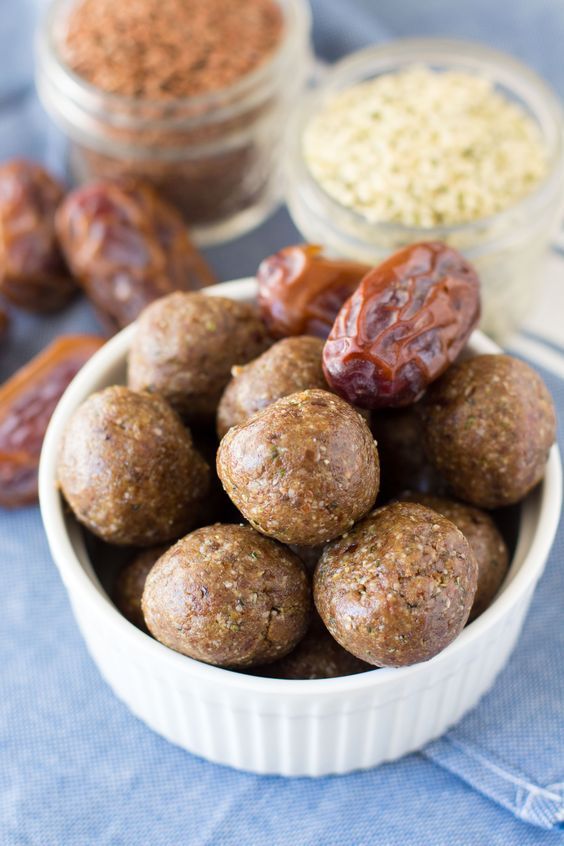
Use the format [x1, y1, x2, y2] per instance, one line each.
[419, 355, 556, 508]
[371, 406, 447, 500]
[314, 502, 478, 667]
[257, 614, 371, 679]
[58, 386, 210, 546]
[191, 431, 244, 525]
[288, 543, 325, 574]
[113, 545, 168, 630]
[217, 389, 380, 546]
[128, 292, 271, 423]
[217, 335, 327, 439]
[398, 493, 509, 621]
[142, 524, 311, 667]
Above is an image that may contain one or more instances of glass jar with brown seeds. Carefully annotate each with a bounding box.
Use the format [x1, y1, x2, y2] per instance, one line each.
[37, 0, 312, 243]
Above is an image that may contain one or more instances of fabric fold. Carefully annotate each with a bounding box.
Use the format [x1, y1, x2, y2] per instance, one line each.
[424, 736, 564, 830]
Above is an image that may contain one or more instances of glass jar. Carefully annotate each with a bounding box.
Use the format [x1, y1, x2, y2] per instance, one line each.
[286, 39, 564, 340]
[36, 0, 312, 245]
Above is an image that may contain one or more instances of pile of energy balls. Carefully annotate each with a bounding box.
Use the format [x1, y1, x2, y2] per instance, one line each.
[57, 242, 556, 678]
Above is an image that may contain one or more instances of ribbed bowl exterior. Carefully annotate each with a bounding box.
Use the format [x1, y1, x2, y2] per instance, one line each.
[39, 279, 562, 777]
[68, 586, 532, 776]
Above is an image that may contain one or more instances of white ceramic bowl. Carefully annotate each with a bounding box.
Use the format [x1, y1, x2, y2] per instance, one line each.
[39, 278, 562, 777]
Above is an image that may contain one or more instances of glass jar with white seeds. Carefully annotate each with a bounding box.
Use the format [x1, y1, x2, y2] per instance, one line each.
[286, 39, 564, 340]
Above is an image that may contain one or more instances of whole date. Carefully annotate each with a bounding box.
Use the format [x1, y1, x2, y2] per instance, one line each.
[0, 335, 104, 507]
[56, 179, 217, 332]
[0, 159, 77, 312]
[257, 244, 370, 338]
[323, 242, 480, 408]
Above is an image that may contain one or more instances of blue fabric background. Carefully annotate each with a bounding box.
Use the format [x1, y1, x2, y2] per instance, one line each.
[1, 0, 563, 843]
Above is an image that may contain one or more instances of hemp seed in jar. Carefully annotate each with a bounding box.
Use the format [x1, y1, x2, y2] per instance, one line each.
[303, 67, 548, 228]
[37, 0, 311, 243]
[286, 41, 564, 340]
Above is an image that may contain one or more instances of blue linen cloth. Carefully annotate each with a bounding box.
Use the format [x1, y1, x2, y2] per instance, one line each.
[1, 0, 564, 842]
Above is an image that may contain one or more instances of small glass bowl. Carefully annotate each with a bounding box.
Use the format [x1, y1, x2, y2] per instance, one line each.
[36, 0, 312, 246]
[286, 39, 564, 340]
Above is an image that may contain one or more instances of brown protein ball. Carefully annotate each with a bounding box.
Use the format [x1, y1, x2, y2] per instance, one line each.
[113, 546, 169, 630]
[257, 614, 372, 680]
[217, 389, 380, 546]
[288, 543, 325, 574]
[142, 524, 311, 667]
[0, 159, 76, 312]
[128, 292, 271, 423]
[419, 355, 556, 508]
[314, 502, 478, 667]
[371, 406, 447, 500]
[58, 386, 210, 546]
[217, 335, 328, 438]
[190, 431, 244, 525]
[397, 493, 509, 621]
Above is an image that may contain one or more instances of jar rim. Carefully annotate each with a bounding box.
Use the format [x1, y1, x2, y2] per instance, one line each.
[287, 37, 564, 248]
[37, 0, 311, 124]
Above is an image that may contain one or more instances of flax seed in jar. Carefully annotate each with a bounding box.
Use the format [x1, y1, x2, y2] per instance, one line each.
[37, 0, 312, 244]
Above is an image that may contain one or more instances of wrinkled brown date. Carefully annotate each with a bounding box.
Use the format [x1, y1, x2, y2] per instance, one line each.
[323, 242, 480, 408]
[56, 179, 217, 332]
[0, 334, 104, 507]
[257, 244, 370, 338]
[0, 159, 77, 312]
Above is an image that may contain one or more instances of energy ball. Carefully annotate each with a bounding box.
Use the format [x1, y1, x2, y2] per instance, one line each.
[397, 493, 509, 621]
[217, 389, 380, 546]
[288, 543, 325, 574]
[216, 335, 327, 439]
[58, 386, 210, 546]
[257, 614, 371, 679]
[113, 546, 168, 630]
[142, 524, 311, 667]
[314, 502, 478, 667]
[190, 431, 243, 525]
[371, 406, 447, 499]
[127, 292, 271, 423]
[419, 355, 556, 508]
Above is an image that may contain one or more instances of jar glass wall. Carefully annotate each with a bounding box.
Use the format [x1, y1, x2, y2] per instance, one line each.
[37, 0, 312, 245]
[286, 39, 564, 340]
